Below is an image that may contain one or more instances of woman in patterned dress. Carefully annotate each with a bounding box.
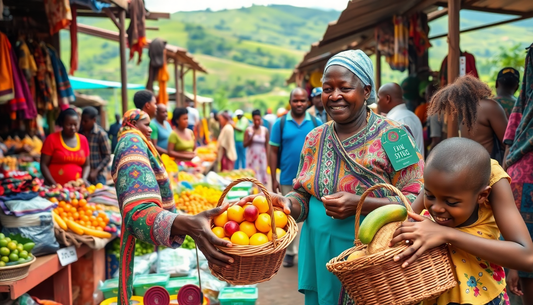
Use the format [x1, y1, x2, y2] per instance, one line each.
[244, 109, 269, 184]
[112, 109, 233, 304]
[503, 45, 533, 305]
[238, 50, 424, 305]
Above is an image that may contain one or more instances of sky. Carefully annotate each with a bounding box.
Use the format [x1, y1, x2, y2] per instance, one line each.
[145, 0, 349, 13]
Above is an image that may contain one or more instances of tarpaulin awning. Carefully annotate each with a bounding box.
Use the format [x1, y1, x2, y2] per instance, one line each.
[70, 76, 145, 90]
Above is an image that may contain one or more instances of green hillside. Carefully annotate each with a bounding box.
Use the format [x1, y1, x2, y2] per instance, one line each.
[60, 5, 533, 115]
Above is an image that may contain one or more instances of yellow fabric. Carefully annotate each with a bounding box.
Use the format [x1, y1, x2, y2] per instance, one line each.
[18, 42, 37, 75]
[0, 33, 14, 103]
[424, 159, 510, 305]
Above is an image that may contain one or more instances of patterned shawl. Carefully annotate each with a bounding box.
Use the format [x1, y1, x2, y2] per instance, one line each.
[287, 110, 424, 222]
[503, 45, 533, 168]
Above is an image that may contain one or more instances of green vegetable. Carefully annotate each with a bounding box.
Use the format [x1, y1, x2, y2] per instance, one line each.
[358, 205, 408, 244]
[0, 247, 9, 256]
[9, 253, 18, 262]
[23, 243, 35, 252]
[6, 242, 16, 251]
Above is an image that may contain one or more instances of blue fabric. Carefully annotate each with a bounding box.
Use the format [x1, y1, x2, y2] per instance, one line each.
[152, 119, 172, 149]
[70, 0, 111, 12]
[47, 46, 75, 103]
[298, 196, 365, 305]
[324, 50, 376, 104]
[269, 113, 322, 185]
[234, 141, 246, 170]
[95, 174, 106, 185]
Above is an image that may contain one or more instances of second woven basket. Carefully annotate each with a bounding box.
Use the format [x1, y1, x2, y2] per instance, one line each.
[326, 184, 457, 305]
[208, 177, 298, 285]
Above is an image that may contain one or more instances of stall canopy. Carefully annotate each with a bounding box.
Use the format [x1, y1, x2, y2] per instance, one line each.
[70, 77, 145, 90]
[288, 0, 533, 84]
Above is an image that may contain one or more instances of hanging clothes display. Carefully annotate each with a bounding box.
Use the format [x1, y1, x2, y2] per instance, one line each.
[376, 21, 395, 59]
[0, 32, 14, 103]
[8, 44, 37, 119]
[33, 41, 57, 111]
[44, 0, 72, 35]
[146, 38, 166, 91]
[127, 0, 147, 64]
[409, 13, 431, 57]
[47, 46, 74, 110]
[390, 16, 409, 72]
[439, 51, 480, 87]
[157, 61, 169, 105]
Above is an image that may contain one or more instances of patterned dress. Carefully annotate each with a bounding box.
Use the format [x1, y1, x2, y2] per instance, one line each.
[286, 110, 424, 305]
[245, 126, 268, 184]
[503, 45, 533, 279]
[112, 125, 184, 303]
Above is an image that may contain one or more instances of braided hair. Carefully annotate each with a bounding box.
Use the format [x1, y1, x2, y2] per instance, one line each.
[427, 75, 492, 131]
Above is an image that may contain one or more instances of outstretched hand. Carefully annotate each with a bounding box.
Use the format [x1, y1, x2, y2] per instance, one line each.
[176, 203, 234, 268]
[389, 212, 449, 268]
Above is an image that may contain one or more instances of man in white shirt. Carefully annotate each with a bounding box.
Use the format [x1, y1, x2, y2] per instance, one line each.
[186, 100, 200, 131]
[377, 83, 425, 158]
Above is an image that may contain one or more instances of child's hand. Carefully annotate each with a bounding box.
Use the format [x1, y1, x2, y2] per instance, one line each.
[390, 212, 449, 268]
[507, 269, 523, 296]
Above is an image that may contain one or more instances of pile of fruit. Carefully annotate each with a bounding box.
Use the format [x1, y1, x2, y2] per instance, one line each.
[108, 238, 155, 258]
[178, 172, 197, 183]
[218, 169, 255, 181]
[175, 190, 214, 215]
[181, 235, 196, 250]
[51, 196, 113, 239]
[211, 196, 288, 246]
[191, 184, 222, 205]
[0, 156, 17, 171]
[196, 146, 217, 162]
[346, 205, 408, 261]
[0, 233, 35, 267]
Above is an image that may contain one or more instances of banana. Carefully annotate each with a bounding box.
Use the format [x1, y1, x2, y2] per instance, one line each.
[358, 205, 407, 244]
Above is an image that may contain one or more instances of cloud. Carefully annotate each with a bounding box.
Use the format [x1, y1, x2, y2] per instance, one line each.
[145, 0, 348, 13]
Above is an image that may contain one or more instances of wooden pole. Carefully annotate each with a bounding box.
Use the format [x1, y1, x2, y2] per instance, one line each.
[447, 0, 460, 138]
[174, 62, 180, 107]
[118, 9, 128, 114]
[193, 69, 198, 108]
[180, 64, 185, 105]
[375, 49, 382, 90]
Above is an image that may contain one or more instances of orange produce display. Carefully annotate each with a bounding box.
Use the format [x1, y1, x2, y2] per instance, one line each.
[51, 197, 111, 238]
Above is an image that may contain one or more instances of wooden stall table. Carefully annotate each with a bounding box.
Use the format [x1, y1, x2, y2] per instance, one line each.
[0, 241, 113, 305]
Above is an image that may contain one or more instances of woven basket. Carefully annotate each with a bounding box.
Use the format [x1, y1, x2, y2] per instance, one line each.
[208, 177, 298, 285]
[0, 256, 36, 282]
[326, 184, 457, 305]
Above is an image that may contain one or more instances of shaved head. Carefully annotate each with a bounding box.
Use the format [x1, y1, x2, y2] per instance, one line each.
[290, 87, 307, 101]
[155, 103, 168, 122]
[426, 137, 491, 192]
[377, 83, 404, 114]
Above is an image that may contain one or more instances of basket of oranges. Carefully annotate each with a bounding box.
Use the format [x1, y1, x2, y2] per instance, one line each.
[208, 177, 298, 285]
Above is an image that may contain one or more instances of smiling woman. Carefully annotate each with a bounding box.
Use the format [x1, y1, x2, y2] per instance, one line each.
[238, 49, 424, 305]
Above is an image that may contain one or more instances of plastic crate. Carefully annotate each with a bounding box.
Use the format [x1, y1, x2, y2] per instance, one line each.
[99, 278, 119, 299]
[133, 273, 170, 297]
[165, 276, 199, 295]
[218, 287, 258, 305]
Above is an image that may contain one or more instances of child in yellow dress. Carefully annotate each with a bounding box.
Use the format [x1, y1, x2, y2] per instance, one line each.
[391, 138, 533, 305]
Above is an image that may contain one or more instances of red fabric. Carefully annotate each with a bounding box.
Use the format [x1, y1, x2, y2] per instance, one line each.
[221, 155, 235, 171]
[439, 51, 479, 87]
[41, 132, 89, 185]
[69, 6, 78, 75]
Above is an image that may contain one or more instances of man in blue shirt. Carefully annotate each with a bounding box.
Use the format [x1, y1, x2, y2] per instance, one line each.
[269, 87, 322, 267]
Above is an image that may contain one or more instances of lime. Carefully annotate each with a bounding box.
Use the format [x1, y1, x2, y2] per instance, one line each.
[0, 261, 5, 267]
[0, 233, 5, 239]
[19, 251, 28, 259]
[16, 244, 23, 252]
[0, 247, 9, 256]
[23, 243, 35, 252]
[0, 239, 7, 247]
[8, 253, 18, 262]
[11, 250, 18, 256]
[18, 258, 25, 262]
[1, 256, 8, 263]
[6, 242, 16, 251]
[4, 237, 10, 243]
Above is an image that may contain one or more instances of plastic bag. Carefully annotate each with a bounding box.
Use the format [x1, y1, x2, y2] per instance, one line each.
[156, 248, 195, 277]
[112, 252, 158, 278]
[1, 211, 59, 256]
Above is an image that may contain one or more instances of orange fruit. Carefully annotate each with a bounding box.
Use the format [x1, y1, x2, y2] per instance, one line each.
[79, 220, 86, 226]
[227, 206, 245, 223]
[60, 212, 68, 219]
[70, 207, 77, 214]
[230, 231, 249, 245]
[56, 207, 64, 214]
[222, 237, 231, 242]
[249, 233, 269, 246]
[79, 199, 87, 207]
[273, 211, 288, 228]
[96, 226, 104, 231]
[255, 213, 272, 233]
[212, 227, 225, 238]
[73, 212, 80, 220]
[65, 204, 72, 211]
[267, 227, 287, 241]
[252, 196, 269, 213]
[239, 221, 257, 238]
[213, 211, 228, 227]
[58, 201, 65, 208]
[50, 197, 58, 203]
[71, 199, 79, 207]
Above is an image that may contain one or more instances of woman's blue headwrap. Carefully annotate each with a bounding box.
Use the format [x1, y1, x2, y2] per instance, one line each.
[323, 50, 377, 104]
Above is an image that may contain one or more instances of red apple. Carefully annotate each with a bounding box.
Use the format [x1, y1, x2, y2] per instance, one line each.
[243, 205, 259, 222]
[224, 221, 240, 237]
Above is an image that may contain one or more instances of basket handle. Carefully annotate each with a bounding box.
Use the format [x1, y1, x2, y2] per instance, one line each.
[216, 177, 278, 246]
[354, 184, 414, 244]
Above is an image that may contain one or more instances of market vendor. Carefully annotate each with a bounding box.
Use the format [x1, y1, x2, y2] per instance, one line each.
[167, 107, 196, 161]
[112, 109, 232, 303]
[41, 108, 90, 186]
[238, 50, 424, 305]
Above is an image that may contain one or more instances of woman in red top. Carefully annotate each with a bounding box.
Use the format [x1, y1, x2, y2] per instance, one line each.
[41, 108, 90, 186]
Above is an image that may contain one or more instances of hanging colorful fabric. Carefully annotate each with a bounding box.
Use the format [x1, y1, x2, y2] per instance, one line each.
[0, 32, 15, 104]
[44, 0, 72, 35]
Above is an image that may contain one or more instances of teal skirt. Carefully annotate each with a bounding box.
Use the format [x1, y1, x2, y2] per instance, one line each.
[298, 196, 364, 305]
